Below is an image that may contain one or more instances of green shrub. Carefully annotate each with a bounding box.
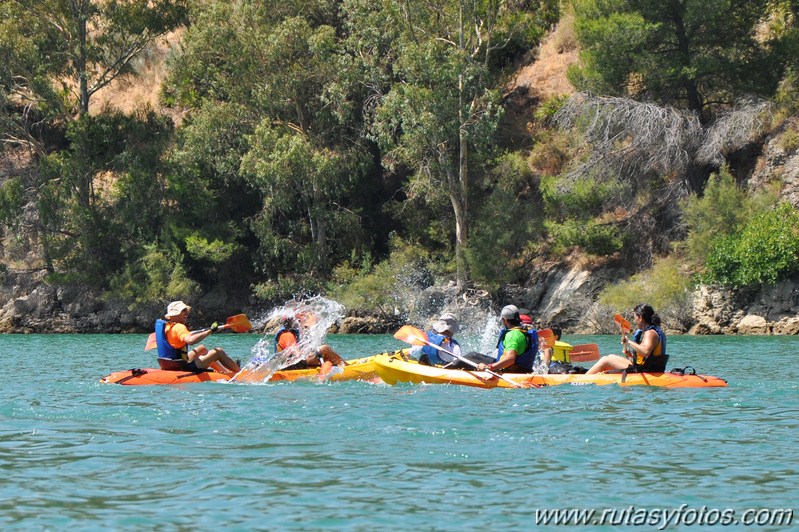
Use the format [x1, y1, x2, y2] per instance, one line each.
[545, 219, 623, 256]
[704, 203, 799, 288]
[0, 177, 25, 229]
[779, 127, 799, 153]
[599, 256, 695, 329]
[252, 275, 325, 305]
[680, 166, 778, 267]
[328, 237, 432, 314]
[109, 243, 199, 306]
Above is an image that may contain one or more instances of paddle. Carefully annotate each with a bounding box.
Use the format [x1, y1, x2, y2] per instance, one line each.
[537, 328, 554, 349]
[614, 313, 633, 359]
[393, 325, 529, 388]
[568, 343, 600, 362]
[145, 314, 252, 351]
[614, 313, 632, 334]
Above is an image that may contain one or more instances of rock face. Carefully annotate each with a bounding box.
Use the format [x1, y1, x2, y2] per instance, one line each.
[0, 260, 796, 334]
[750, 126, 799, 209]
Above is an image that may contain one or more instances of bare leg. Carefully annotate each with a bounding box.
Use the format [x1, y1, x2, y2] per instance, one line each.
[194, 346, 240, 374]
[585, 354, 632, 375]
[319, 344, 347, 366]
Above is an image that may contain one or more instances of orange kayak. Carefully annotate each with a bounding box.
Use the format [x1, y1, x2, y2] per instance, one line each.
[101, 350, 411, 385]
[100, 367, 232, 385]
[372, 355, 728, 389]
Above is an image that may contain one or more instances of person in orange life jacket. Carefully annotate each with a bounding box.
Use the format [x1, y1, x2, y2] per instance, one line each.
[275, 316, 346, 372]
[410, 313, 462, 366]
[586, 303, 667, 374]
[159, 300, 241, 374]
[474, 305, 538, 373]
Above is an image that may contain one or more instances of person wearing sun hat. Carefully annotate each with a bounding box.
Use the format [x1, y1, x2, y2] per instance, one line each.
[155, 300, 241, 374]
[412, 312, 463, 366]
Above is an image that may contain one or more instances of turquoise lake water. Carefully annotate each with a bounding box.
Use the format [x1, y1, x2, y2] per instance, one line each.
[1, 332, 797, 530]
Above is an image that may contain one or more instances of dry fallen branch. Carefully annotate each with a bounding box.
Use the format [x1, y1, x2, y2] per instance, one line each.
[553, 92, 772, 190]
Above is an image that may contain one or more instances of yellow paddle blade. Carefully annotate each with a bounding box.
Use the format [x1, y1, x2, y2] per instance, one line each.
[538, 328, 554, 349]
[569, 343, 601, 362]
[225, 314, 252, 333]
[393, 325, 428, 346]
[614, 313, 632, 333]
[145, 333, 157, 351]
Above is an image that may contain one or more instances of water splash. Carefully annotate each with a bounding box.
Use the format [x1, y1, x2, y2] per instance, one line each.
[232, 296, 345, 384]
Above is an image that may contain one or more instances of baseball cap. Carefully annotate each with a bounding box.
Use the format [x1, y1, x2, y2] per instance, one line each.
[500, 305, 519, 320]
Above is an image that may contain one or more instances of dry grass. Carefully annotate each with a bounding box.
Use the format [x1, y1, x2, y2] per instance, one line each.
[89, 28, 185, 123]
[508, 14, 578, 101]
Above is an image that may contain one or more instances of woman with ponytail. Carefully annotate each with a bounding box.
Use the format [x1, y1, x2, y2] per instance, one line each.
[586, 304, 668, 374]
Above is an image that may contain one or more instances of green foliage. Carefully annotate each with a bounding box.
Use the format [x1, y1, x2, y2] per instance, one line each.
[545, 219, 623, 256]
[539, 174, 627, 256]
[680, 167, 779, 267]
[534, 95, 569, 125]
[779, 126, 799, 153]
[704, 203, 799, 289]
[569, 0, 781, 119]
[467, 152, 544, 289]
[328, 237, 432, 314]
[252, 275, 326, 306]
[541, 174, 615, 218]
[184, 235, 237, 263]
[599, 256, 694, 329]
[0, 177, 25, 228]
[109, 244, 199, 305]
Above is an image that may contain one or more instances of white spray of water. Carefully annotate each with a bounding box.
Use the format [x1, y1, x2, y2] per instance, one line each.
[233, 296, 345, 383]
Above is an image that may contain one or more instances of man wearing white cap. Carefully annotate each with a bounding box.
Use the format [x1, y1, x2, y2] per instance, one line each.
[413, 312, 463, 366]
[475, 304, 539, 373]
[156, 300, 241, 374]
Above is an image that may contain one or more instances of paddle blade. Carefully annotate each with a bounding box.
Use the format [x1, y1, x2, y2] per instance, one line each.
[537, 328, 554, 349]
[614, 313, 632, 333]
[569, 343, 600, 362]
[145, 333, 157, 351]
[393, 325, 428, 346]
[225, 314, 252, 333]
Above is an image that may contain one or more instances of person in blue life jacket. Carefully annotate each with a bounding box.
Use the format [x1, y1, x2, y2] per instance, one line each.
[156, 300, 241, 374]
[473, 305, 539, 373]
[411, 313, 462, 366]
[586, 303, 668, 374]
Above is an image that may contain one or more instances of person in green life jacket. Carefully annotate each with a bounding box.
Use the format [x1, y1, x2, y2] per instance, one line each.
[474, 305, 538, 373]
[586, 303, 668, 374]
[410, 313, 462, 366]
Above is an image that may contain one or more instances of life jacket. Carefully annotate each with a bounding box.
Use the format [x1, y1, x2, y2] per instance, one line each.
[274, 326, 300, 353]
[420, 330, 461, 366]
[551, 340, 573, 363]
[496, 326, 538, 371]
[155, 318, 186, 361]
[633, 325, 666, 366]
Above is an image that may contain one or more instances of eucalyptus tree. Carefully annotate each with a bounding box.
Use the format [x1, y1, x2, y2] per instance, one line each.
[351, 0, 557, 291]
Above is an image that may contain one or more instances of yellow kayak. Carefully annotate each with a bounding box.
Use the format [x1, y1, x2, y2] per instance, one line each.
[372, 355, 728, 389]
[232, 350, 410, 384]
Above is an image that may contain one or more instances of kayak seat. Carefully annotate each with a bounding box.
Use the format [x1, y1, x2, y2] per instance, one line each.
[157, 358, 210, 373]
